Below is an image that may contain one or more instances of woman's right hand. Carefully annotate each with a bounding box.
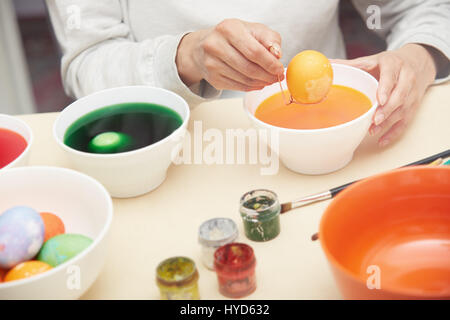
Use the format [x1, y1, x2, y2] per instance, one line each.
[176, 19, 284, 91]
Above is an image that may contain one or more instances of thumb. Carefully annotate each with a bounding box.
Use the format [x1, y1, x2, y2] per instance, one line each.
[248, 22, 283, 59]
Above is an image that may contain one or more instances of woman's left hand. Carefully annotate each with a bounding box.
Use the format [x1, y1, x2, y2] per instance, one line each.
[332, 43, 437, 147]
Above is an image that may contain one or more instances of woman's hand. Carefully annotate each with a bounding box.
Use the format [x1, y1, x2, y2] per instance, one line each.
[176, 19, 284, 92]
[333, 43, 437, 146]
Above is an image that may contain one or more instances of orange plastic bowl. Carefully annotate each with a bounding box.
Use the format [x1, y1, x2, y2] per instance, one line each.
[319, 166, 450, 299]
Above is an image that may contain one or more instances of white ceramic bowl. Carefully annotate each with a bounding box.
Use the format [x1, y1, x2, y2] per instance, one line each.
[0, 166, 113, 299]
[0, 114, 33, 169]
[244, 64, 378, 174]
[54, 86, 190, 198]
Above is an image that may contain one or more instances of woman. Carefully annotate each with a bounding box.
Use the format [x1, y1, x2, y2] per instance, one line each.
[47, 0, 449, 146]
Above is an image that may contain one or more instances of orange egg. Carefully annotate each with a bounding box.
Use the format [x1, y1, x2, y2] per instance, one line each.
[286, 50, 333, 104]
[4, 261, 52, 282]
[40, 212, 65, 242]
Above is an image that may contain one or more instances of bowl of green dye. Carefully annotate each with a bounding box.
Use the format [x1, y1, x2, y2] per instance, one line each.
[53, 86, 190, 198]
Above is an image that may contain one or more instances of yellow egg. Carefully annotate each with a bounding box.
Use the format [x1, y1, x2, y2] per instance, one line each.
[4, 260, 52, 282]
[286, 50, 333, 104]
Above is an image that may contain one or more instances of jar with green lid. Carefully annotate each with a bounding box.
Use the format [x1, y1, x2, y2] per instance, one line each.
[240, 189, 281, 242]
[156, 256, 200, 300]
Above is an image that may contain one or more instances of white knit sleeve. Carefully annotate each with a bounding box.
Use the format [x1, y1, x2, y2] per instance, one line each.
[351, 0, 450, 83]
[46, 0, 221, 107]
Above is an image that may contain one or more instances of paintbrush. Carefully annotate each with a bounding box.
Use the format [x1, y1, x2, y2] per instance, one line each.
[281, 148, 450, 214]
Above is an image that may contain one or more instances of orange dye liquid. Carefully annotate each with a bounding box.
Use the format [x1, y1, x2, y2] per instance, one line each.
[255, 85, 372, 129]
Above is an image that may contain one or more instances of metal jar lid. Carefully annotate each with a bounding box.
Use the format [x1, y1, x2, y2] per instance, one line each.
[198, 217, 238, 248]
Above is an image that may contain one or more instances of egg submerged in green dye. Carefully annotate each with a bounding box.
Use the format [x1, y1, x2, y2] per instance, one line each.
[64, 102, 183, 154]
[37, 234, 93, 267]
[88, 131, 132, 154]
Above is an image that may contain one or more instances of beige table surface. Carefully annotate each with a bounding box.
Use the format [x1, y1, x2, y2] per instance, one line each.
[19, 83, 450, 300]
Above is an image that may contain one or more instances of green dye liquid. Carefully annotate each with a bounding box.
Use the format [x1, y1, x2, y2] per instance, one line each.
[64, 102, 183, 154]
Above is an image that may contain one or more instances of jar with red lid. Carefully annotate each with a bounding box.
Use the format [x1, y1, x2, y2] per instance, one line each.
[213, 242, 256, 298]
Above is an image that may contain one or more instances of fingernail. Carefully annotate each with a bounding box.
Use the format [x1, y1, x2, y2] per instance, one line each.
[371, 125, 382, 136]
[379, 139, 390, 147]
[269, 43, 281, 58]
[374, 113, 385, 126]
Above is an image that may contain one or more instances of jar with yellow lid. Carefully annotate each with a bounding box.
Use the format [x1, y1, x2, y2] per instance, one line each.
[156, 256, 200, 300]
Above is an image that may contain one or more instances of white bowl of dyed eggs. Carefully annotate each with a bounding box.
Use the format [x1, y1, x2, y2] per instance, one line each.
[53, 86, 190, 198]
[244, 63, 378, 174]
[0, 114, 33, 170]
[0, 166, 113, 299]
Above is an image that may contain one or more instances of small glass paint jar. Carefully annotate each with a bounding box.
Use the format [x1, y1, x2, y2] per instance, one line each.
[214, 242, 257, 298]
[156, 256, 200, 300]
[198, 218, 239, 270]
[239, 189, 281, 242]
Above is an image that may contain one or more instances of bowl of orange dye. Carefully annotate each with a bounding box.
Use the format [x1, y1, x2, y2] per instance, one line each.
[243, 64, 378, 174]
[319, 166, 450, 299]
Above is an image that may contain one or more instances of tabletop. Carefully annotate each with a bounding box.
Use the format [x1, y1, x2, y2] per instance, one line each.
[19, 83, 450, 299]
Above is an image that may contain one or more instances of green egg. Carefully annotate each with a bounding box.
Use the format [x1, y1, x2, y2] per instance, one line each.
[37, 234, 93, 267]
[88, 131, 132, 154]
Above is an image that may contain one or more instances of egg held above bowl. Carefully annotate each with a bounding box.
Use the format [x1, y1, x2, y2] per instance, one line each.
[244, 63, 378, 175]
[286, 50, 334, 104]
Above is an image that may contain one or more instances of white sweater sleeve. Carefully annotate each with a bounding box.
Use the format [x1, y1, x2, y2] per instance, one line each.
[351, 0, 450, 83]
[46, 0, 221, 107]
